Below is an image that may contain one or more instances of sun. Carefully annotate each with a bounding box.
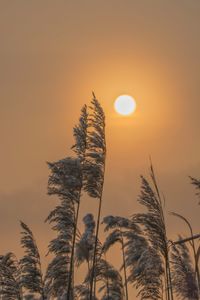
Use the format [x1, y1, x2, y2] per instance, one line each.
[114, 95, 137, 116]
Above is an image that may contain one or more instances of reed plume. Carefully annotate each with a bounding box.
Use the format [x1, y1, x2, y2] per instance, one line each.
[83, 94, 106, 299]
[103, 215, 141, 300]
[133, 164, 173, 300]
[171, 237, 199, 300]
[20, 221, 45, 299]
[0, 252, 21, 299]
[45, 157, 82, 299]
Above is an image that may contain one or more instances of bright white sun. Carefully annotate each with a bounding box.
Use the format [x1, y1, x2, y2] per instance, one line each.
[114, 95, 136, 116]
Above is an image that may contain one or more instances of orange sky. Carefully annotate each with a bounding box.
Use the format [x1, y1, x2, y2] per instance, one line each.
[0, 1, 200, 297]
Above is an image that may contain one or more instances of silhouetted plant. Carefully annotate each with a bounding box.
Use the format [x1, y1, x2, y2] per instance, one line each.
[133, 164, 173, 300]
[171, 237, 199, 299]
[75, 214, 96, 270]
[19, 221, 45, 299]
[81, 257, 124, 300]
[75, 213, 124, 300]
[67, 105, 88, 299]
[122, 228, 163, 300]
[1, 98, 200, 300]
[171, 212, 200, 293]
[94, 258, 124, 300]
[75, 213, 102, 299]
[0, 252, 21, 300]
[45, 157, 82, 299]
[75, 284, 97, 300]
[103, 215, 141, 300]
[190, 176, 200, 204]
[83, 94, 106, 299]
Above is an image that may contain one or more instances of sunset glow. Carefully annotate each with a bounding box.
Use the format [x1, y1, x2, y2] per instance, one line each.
[1, 2, 199, 299]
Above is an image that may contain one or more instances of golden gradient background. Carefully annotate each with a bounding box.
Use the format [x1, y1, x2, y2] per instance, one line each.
[0, 0, 200, 296]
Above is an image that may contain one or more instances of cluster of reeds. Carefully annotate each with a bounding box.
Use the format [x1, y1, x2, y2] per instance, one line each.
[0, 96, 199, 300]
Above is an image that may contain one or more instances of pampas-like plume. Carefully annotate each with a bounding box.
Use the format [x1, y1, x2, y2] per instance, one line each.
[133, 164, 173, 300]
[75, 214, 124, 300]
[102, 215, 141, 300]
[47, 157, 82, 201]
[20, 221, 45, 299]
[46, 157, 82, 299]
[67, 105, 88, 300]
[83, 94, 106, 300]
[45, 197, 75, 299]
[72, 105, 88, 162]
[83, 95, 106, 199]
[190, 176, 200, 204]
[83, 258, 124, 300]
[45, 255, 71, 299]
[75, 214, 96, 269]
[75, 214, 98, 300]
[0, 252, 22, 299]
[75, 284, 97, 300]
[103, 215, 140, 232]
[171, 237, 199, 300]
[123, 230, 163, 300]
[97, 259, 124, 300]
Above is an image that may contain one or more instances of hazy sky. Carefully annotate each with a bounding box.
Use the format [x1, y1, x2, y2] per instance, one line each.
[0, 0, 200, 295]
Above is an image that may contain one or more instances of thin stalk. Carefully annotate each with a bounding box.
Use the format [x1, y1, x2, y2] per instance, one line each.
[191, 243, 200, 296]
[67, 153, 86, 299]
[89, 183, 105, 300]
[66, 194, 81, 300]
[37, 256, 45, 300]
[106, 277, 109, 299]
[120, 232, 128, 300]
[67, 103, 87, 299]
[90, 194, 103, 299]
[164, 236, 174, 300]
[88, 96, 106, 299]
[150, 163, 174, 300]
[173, 233, 200, 244]
[105, 255, 110, 299]
[161, 282, 164, 300]
[87, 260, 91, 296]
[165, 260, 170, 300]
[163, 271, 168, 300]
[167, 255, 174, 300]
